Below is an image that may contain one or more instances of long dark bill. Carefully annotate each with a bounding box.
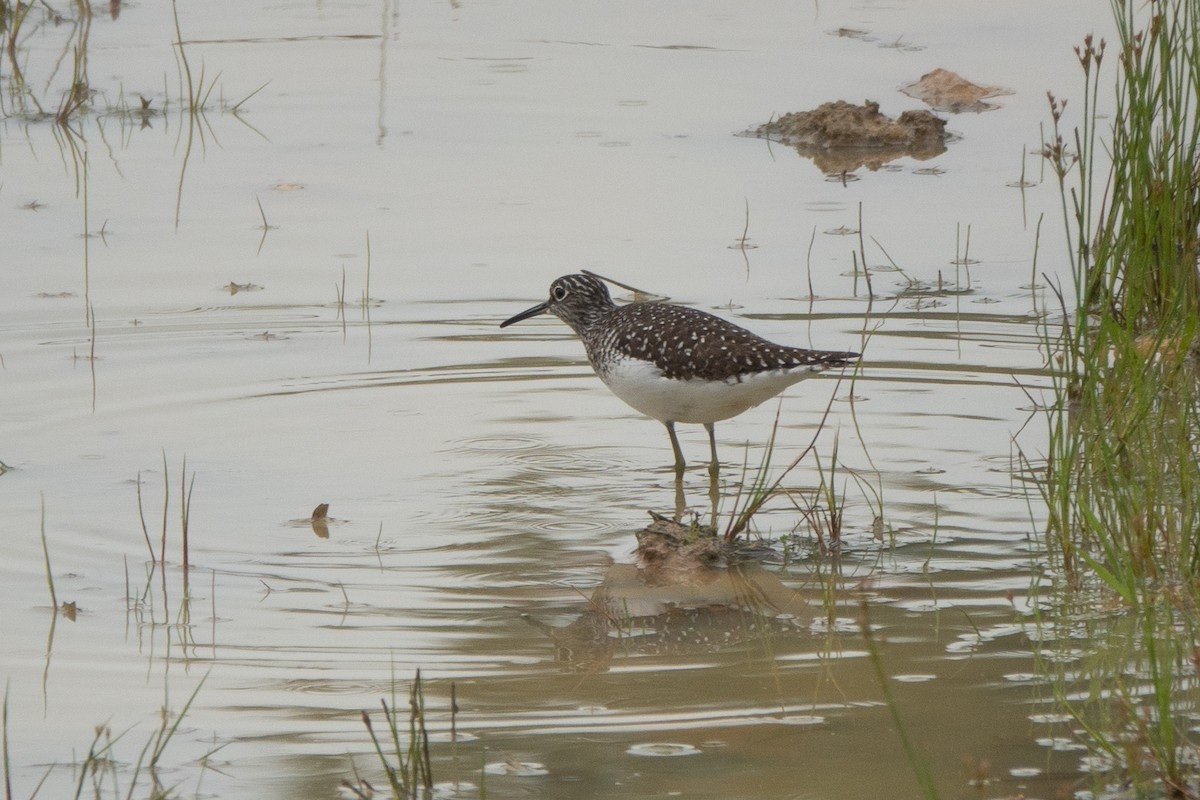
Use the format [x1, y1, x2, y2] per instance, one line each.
[499, 301, 549, 328]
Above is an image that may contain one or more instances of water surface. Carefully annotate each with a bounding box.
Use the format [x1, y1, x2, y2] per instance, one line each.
[1, 0, 1111, 797]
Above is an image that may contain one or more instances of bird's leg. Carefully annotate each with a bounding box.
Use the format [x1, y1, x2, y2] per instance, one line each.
[673, 468, 686, 523]
[704, 422, 719, 481]
[665, 421, 686, 475]
[705, 422, 720, 528]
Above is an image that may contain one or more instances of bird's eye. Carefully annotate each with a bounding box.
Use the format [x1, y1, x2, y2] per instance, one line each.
[552, 286, 568, 301]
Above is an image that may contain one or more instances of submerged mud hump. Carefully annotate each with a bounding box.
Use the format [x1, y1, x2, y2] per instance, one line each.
[900, 68, 1012, 113]
[523, 524, 812, 673]
[747, 100, 948, 173]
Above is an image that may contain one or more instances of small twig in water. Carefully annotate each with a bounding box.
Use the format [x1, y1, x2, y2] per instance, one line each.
[580, 269, 656, 298]
[231, 79, 270, 113]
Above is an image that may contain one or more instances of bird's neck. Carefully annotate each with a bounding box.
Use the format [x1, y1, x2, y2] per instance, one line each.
[561, 302, 617, 339]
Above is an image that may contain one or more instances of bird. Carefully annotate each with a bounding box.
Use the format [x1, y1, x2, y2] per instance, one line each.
[499, 273, 859, 473]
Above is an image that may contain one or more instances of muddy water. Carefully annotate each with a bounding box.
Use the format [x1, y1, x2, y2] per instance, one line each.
[1, 1, 1111, 798]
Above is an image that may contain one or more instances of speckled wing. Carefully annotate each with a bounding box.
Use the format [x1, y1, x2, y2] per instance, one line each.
[590, 302, 858, 382]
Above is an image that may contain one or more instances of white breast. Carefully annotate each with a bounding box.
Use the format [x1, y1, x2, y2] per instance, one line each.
[597, 356, 820, 425]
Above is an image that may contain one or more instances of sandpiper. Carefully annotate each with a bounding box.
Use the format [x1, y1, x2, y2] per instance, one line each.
[500, 273, 858, 472]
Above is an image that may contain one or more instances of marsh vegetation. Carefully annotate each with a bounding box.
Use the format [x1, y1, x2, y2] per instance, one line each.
[1032, 0, 1200, 795]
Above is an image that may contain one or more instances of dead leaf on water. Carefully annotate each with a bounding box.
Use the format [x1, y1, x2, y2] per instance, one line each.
[830, 27, 873, 41]
[310, 503, 331, 539]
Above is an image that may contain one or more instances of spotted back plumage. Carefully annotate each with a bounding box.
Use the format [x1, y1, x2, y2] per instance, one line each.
[536, 273, 858, 382]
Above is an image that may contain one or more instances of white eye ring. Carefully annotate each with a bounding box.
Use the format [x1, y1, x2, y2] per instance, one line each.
[552, 286, 568, 301]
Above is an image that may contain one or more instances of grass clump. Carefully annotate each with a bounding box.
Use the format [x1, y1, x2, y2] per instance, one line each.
[1, 675, 210, 800]
[354, 670, 435, 799]
[1034, 0, 1200, 795]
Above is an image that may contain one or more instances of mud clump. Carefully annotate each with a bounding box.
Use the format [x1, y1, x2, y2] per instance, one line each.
[635, 514, 724, 573]
[749, 100, 948, 173]
[756, 100, 945, 149]
[634, 512, 773, 578]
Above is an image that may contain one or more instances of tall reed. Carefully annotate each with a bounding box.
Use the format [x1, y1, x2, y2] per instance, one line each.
[360, 670, 434, 798]
[1035, 0, 1200, 794]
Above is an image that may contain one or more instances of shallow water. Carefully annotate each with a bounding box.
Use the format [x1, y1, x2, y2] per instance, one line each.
[1, 0, 1115, 797]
